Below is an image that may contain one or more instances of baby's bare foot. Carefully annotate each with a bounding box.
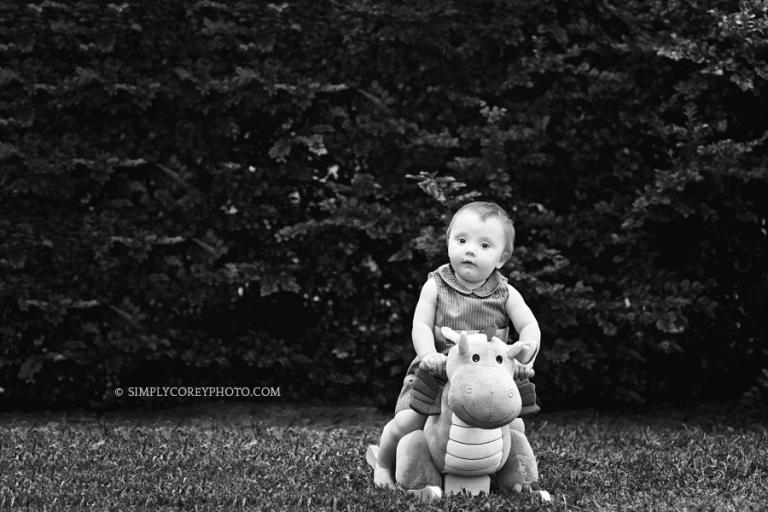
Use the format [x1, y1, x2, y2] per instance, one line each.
[373, 464, 396, 488]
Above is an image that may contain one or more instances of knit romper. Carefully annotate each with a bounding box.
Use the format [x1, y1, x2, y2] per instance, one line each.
[394, 264, 536, 414]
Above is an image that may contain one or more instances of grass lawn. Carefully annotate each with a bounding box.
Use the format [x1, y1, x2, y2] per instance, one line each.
[1, 402, 766, 511]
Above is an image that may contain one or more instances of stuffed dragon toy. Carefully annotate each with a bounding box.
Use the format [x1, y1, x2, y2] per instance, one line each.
[367, 327, 551, 502]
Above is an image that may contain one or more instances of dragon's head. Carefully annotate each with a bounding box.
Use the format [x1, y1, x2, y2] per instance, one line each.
[442, 327, 526, 429]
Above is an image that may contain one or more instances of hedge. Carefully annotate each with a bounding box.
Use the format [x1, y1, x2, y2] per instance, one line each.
[1, 0, 766, 410]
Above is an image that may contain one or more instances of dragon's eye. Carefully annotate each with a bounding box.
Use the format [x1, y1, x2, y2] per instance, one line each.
[496, 355, 503, 364]
[472, 354, 480, 362]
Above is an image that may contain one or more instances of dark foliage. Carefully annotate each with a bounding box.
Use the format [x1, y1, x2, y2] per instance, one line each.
[1, 0, 766, 409]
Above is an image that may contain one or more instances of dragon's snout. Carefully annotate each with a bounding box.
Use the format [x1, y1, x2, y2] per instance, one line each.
[450, 367, 521, 428]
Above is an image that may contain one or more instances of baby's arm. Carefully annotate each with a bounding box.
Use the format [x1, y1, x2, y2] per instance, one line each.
[505, 284, 541, 369]
[412, 278, 443, 372]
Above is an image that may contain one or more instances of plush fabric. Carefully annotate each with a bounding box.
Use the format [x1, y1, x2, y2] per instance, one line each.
[387, 328, 544, 500]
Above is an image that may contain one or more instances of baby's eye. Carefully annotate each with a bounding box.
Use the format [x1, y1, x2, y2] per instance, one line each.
[481, 242, 491, 249]
[457, 237, 466, 244]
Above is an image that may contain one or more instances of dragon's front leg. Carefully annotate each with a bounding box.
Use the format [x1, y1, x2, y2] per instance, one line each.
[496, 425, 551, 503]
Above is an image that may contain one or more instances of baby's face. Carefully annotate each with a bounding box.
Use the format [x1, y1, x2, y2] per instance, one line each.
[447, 210, 508, 289]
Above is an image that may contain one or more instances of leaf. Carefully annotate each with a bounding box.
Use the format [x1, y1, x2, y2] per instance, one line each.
[268, 138, 292, 163]
[18, 357, 44, 384]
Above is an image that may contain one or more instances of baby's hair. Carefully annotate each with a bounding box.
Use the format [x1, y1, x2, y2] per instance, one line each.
[446, 201, 515, 261]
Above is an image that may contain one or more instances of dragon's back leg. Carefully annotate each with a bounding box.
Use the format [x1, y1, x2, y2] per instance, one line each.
[396, 430, 442, 499]
[496, 428, 552, 502]
[497, 428, 539, 493]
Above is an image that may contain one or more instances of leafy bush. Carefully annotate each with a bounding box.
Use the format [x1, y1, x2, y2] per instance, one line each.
[1, 0, 765, 409]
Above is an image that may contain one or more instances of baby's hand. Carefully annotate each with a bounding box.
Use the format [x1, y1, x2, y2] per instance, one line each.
[419, 353, 448, 376]
[513, 360, 535, 380]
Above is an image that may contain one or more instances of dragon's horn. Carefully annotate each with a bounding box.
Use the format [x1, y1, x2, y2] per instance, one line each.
[458, 331, 470, 355]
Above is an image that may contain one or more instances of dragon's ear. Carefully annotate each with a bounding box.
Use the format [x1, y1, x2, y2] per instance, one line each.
[458, 332, 470, 356]
[441, 326, 460, 342]
[507, 341, 528, 360]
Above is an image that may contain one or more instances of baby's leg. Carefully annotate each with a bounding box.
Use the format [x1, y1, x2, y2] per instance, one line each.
[374, 409, 426, 487]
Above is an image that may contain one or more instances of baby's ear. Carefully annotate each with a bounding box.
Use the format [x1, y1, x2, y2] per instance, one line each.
[497, 251, 511, 268]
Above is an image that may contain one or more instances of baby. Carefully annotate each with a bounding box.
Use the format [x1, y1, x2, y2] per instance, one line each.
[374, 201, 541, 488]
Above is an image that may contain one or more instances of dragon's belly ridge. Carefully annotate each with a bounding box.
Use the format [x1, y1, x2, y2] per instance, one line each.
[443, 414, 504, 475]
